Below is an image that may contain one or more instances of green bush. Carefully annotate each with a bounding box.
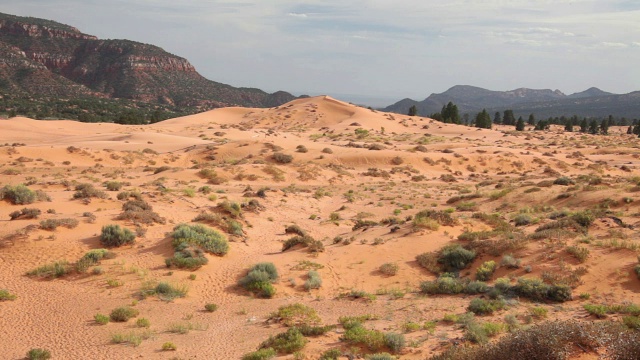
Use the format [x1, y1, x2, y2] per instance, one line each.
[171, 223, 228, 255]
[342, 325, 385, 351]
[384, 332, 406, 353]
[0, 289, 17, 301]
[260, 328, 307, 354]
[239, 262, 278, 298]
[468, 298, 506, 315]
[39, 218, 79, 230]
[379, 263, 399, 276]
[476, 261, 497, 281]
[420, 274, 489, 295]
[319, 349, 341, 360]
[27, 261, 71, 279]
[304, 270, 322, 290]
[165, 245, 209, 270]
[110, 307, 139, 322]
[514, 214, 532, 226]
[438, 244, 477, 272]
[242, 348, 276, 360]
[553, 176, 574, 186]
[73, 183, 107, 199]
[513, 277, 572, 302]
[26, 348, 51, 360]
[1, 184, 36, 204]
[153, 282, 189, 301]
[205, 303, 218, 312]
[269, 303, 321, 326]
[94, 313, 109, 325]
[100, 224, 136, 247]
[9, 207, 41, 220]
[161, 342, 177, 351]
[366, 354, 395, 360]
[105, 181, 123, 191]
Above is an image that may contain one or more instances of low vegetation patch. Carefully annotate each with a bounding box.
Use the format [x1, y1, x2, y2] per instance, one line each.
[100, 224, 136, 247]
[239, 262, 278, 298]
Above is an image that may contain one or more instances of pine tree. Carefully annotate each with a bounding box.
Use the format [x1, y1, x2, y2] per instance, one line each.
[580, 118, 588, 133]
[588, 120, 599, 134]
[408, 105, 417, 116]
[475, 109, 492, 129]
[494, 112, 502, 125]
[503, 110, 515, 126]
[527, 113, 535, 126]
[515, 117, 525, 131]
[600, 118, 609, 135]
[565, 121, 574, 132]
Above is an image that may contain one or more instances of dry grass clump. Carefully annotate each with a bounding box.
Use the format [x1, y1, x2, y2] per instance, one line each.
[282, 235, 324, 253]
[9, 208, 41, 220]
[272, 152, 293, 164]
[116, 199, 166, 225]
[72, 183, 107, 199]
[39, 218, 79, 231]
[268, 303, 321, 326]
[198, 168, 227, 184]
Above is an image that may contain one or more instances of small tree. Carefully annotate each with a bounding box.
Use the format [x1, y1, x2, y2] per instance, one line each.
[565, 121, 574, 132]
[588, 119, 599, 134]
[408, 105, 417, 116]
[515, 117, 525, 131]
[600, 118, 610, 135]
[493, 112, 502, 125]
[475, 109, 492, 129]
[503, 110, 515, 126]
[580, 118, 589, 133]
[527, 113, 536, 126]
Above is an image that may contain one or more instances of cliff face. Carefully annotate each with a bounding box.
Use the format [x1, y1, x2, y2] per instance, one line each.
[0, 12, 296, 108]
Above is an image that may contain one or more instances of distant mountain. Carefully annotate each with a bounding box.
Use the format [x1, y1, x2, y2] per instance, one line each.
[0, 12, 297, 116]
[383, 85, 639, 119]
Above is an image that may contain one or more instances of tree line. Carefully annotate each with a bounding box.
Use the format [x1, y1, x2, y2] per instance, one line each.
[407, 102, 640, 135]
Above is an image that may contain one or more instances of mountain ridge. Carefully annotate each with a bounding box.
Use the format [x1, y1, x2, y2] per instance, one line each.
[383, 85, 637, 119]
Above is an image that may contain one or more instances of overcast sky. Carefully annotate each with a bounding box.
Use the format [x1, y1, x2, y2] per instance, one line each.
[2, 1, 639, 105]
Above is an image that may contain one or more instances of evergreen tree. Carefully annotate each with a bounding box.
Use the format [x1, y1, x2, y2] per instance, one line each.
[600, 118, 609, 135]
[527, 113, 535, 126]
[408, 105, 417, 116]
[462, 113, 470, 125]
[633, 124, 640, 136]
[515, 117, 525, 131]
[588, 119, 599, 134]
[565, 121, 573, 132]
[494, 112, 502, 125]
[475, 109, 492, 129]
[440, 102, 460, 124]
[503, 110, 515, 126]
[580, 118, 588, 133]
[628, 126, 634, 135]
[534, 120, 549, 131]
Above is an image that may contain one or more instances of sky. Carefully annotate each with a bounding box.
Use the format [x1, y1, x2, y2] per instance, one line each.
[1, 0, 639, 106]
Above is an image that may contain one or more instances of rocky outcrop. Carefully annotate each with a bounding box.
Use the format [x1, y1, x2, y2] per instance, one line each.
[0, 11, 297, 109]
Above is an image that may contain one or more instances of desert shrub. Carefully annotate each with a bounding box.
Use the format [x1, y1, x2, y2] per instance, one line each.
[204, 303, 218, 312]
[39, 218, 79, 230]
[153, 282, 189, 301]
[420, 274, 465, 294]
[0, 289, 16, 301]
[319, 349, 341, 360]
[161, 342, 177, 351]
[110, 306, 139, 322]
[297, 324, 336, 336]
[296, 145, 308, 153]
[285, 224, 306, 236]
[390, 156, 404, 165]
[76, 249, 115, 273]
[100, 224, 136, 247]
[0, 184, 37, 204]
[73, 183, 107, 199]
[9, 207, 41, 220]
[171, 224, 228, 255]
[239, 262, 278, 298]
[105, 181, 123, 191]
[352, 219, 379, 231]
[272, 152, 293, 164]
[553, 176, 575, 186]
[26, 349, 51, 360]
[154, 166, 171, 174]
[529, 306, 548, 319]
[322, 147, 333, 154]
[414, 209, 458, 226]
[304, 270, 322, 290]
[136, 318, 151, 328]
[117, 199, 165, 225]
[339, 314, 377, 330]
[260, 328, 307, 354]
[94, 313, 109, 325]
[26, 261, 71, 278]
[379, 263, 399, 276]
[165, 245, 209, 270]
[430, 320, 640, 360]
[269, 303, 321, 326]
[242, 348, 277, 360]
[342, 325, 386, 351]
[416, 252, 441, 273]
[117, 190, 142, 200]
[438, 244, 477, 272]
[566, 245, 590, 262]
[514, 214, 532, 226]
[513, 277, 572, 302]
[476, 261, 497, 281]
[367, 354, 395, 360]
[571, 210, 595, 228]
[623, 316, 640, 330]
[468, 298, 506, 315]
[464, 321, 489, 344]
[384, 332, 406, 353]
[500, 254, 521, 269]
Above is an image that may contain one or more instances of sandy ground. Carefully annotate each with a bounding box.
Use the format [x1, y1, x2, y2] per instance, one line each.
[1, 96, 640, 359]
